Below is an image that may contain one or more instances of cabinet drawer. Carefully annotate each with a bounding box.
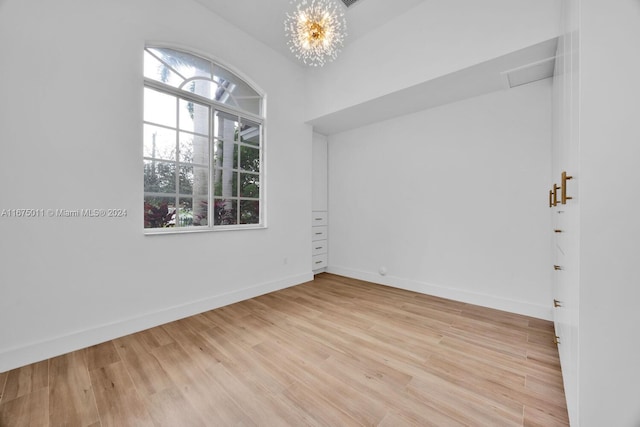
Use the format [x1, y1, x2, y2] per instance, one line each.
[312, 226, 328, 241]
[312, 254, 328, 270]
[312, 240, 327, 256]
[312, 211, 328, 226]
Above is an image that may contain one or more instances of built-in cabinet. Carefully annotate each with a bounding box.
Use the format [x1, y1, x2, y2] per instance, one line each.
[549, 171, 578, 425]
[312, 211, 328, 270]
[552, 2, 640, 425]
[312, 132, 328, 273]
[551, 6, 580, 423]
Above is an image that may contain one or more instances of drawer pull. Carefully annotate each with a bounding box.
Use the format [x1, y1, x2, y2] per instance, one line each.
[314, 217, 323, 220]
[554, 265, 563, 271]
[553, 299, 563, 308]
[315, 246, 323, 250]
[549, 184, 559, 207]
[315, 232, 323, 235]
[561, 171, 573, 204]
[315, 261, 323, 264]
[554, 229, 563, 233]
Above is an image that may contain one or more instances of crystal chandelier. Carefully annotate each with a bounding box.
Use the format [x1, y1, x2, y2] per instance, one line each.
[284, 0, 347, 67]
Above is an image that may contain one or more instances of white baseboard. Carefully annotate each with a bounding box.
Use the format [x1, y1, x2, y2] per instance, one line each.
[326, 266, 552, 321]
[0, 272, 313, 373]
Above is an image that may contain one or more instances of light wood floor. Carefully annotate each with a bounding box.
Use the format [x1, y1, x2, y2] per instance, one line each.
[0, 273, 569, 426]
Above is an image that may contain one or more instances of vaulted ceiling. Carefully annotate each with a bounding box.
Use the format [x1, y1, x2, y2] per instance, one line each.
[192, 0, 426, 64]
[192, 0, 559, 135]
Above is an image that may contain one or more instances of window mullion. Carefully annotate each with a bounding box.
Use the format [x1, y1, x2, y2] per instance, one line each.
[209, 107, 215, 228]
[174, 97, 180, 227]
[237, 141, 241, 225]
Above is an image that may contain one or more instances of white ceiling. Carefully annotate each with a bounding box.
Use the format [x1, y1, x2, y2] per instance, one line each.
[192, 0, 558, 135]
[192, 0, 427, 64]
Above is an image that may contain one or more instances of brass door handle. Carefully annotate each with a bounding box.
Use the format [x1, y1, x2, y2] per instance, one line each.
[561, 171, 573, 204]
[553, 299, 563, 308]
[554, 265, 563, 271]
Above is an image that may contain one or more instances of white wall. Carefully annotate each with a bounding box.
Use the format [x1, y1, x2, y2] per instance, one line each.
[578, 0, 640, 424]
[305, 0, 561, 121]
[0, 0, 312, 372]
[328, 80, 553, 319]
[312, 133, 328, 212]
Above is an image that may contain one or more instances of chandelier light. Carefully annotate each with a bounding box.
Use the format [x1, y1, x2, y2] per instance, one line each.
[284, 0, 347, 67]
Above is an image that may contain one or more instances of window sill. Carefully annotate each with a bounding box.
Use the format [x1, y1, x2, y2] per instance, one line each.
[144, 224, 267, 235]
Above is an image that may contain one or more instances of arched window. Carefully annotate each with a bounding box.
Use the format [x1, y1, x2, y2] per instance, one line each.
[142, 47, 264, 232]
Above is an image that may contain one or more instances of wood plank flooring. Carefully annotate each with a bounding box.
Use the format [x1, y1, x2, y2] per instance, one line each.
[0, 273, 569, 426]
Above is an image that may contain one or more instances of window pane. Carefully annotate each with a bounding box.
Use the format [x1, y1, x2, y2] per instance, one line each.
[239, 119, 260, 146]
[184, 79, 222, 101]
[144, 50, 184, 88]
[192, 197, 208, 226]
[144, 125, 176, 160]
[214, 111, 238, 141]
[239, 200, 259, 224]
[147, 47, 211, 80]
[176, 197, 193, 227]
[178, 165, 193, 195]
[213, 140, 239, 170]
[213, 139, 222, 168]
[214, 66, 259, 98]
[192, 166, 209, 196]
[144, 88, 176, 128]
[144, 160, 176, 193]
[144, 196, 176, 228]
[179, 133, 208, 164]
[240, 173, 259, 198]
[179, 99, 209, 135]
[214, 199, 237, 225]
[236, 97, 262, 116]
[179, 166, 209, 196]
[239, 146, 259, 172]
[214, 170, 237, 197]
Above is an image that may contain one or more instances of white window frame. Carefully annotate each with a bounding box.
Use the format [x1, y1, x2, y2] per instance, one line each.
[143, 46, 266, 234]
